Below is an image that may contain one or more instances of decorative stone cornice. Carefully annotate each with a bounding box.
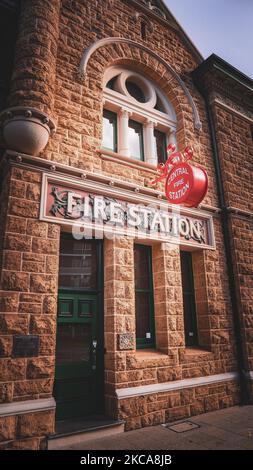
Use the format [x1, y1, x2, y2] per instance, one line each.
[227, 207, 253, 221]
[210, 95, 253, 124]
[2, 150, 221, 217]
[192, 54, 253, 113]
[208, 79, 253, 113]
[78, 37, 202, 131]
[193, 54, 253, 91]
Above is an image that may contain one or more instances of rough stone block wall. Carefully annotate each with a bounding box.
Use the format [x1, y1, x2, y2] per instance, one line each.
[44, 1, 237, 410]
[0, 166, 59, 448]
[103, 230, 238, 430]
[118, 379, 240, 431]
[229, 216, 253, 372]
[8, 0, 61, 114]
[203, 218, 237, 372]
[213, 102, 253, 396]
[37, 0, 219, 210]
[0, 411, 54, 450]
[153, 244, 184, 356]
[213, 105, 253, 212]
[0, 0, 251, 444]
[104, 236, 135, 417]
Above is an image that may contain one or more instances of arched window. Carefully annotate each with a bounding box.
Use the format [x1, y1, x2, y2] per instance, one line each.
[102, 66, 177, 166]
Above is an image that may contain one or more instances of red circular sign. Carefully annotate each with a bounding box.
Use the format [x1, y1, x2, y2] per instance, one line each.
[165, 162, 208, 208]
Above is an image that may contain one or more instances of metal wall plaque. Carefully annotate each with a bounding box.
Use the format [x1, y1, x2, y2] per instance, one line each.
[12, 335, 40, 358]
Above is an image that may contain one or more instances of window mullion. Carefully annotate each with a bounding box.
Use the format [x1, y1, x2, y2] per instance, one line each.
[118, 108, 131, 157]
[144, 119, 157, 166]
[168, 129, 177, 149]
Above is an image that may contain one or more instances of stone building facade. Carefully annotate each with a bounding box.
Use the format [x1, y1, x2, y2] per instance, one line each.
[0, 0, 252, 450]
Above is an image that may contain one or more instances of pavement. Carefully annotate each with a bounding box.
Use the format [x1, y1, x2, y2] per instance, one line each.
[64, 405, 253, 450]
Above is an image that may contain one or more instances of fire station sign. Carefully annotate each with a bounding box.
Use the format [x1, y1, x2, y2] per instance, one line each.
[150, 144, 208, 208]
[40, 174, 215, 250]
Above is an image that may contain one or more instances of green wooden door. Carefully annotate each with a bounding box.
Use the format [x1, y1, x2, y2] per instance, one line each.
[54, 236, 103, 421]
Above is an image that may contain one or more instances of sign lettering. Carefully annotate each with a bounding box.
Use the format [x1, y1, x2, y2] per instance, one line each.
[40, 175, 215, 249]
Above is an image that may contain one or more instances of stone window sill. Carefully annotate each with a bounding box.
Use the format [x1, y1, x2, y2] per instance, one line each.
[135, 349, 168, 358]
[98, 149, 158, 174]
[181, 347, 213, 364]
[130, 349, 174, 367]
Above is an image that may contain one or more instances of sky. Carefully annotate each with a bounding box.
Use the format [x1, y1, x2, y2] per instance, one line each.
[164, 0, 253, 79]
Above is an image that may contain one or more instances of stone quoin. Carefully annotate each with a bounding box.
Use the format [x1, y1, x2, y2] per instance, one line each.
[0, 0, 252, 450]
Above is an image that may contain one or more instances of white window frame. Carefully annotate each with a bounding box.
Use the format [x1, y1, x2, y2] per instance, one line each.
[102, 67, 177, 166]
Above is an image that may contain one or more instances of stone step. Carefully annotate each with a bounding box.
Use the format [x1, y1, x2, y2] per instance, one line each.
[47, 418, 125, 450]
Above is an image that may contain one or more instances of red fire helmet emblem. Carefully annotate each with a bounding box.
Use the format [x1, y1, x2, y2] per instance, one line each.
[149, 144, 208, 208]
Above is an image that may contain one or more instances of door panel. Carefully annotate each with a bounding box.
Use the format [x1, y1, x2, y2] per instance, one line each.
[54, 236, 103, 421]
[55, 294, 99, 420]
[56, 323, 92, 365]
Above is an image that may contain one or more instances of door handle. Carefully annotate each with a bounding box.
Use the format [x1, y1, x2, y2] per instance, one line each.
[91, 340, 97, 370]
